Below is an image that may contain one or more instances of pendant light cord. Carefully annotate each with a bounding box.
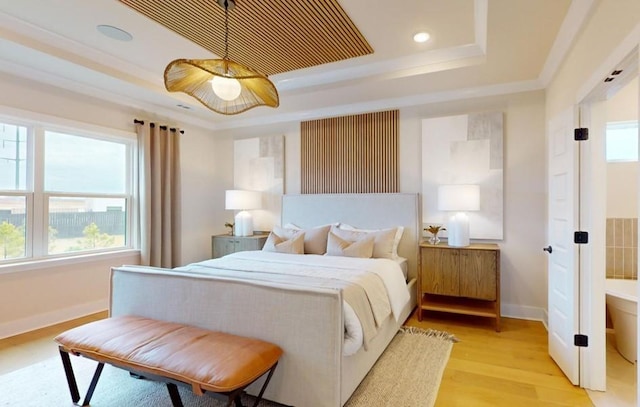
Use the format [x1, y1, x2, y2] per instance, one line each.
[223, 0, 230, 61]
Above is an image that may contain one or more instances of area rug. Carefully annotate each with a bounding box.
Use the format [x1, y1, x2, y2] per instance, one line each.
[0, 327, 455, 407]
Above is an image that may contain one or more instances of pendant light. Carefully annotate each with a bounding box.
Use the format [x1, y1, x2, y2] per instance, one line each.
[164, 0, 279, 115]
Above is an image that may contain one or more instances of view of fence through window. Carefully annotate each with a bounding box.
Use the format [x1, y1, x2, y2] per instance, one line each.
[0, 197, 127, 258]
[47, 197, 127, 255]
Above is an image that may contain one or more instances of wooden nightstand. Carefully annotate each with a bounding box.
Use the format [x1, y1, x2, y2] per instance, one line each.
[211, 233, 269, 258]
[418, 242, 501, 331]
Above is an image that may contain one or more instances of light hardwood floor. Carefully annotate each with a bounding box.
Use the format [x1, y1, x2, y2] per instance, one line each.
[0, 310, 594, 406]
[407, 311, 595, 407]
[0, 312, 108, 376]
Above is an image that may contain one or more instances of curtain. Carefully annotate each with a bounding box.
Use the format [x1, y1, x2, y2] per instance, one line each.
[135, 122, 182, 267]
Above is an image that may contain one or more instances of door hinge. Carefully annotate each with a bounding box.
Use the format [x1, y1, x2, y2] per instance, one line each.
[574, 128, 589, 141]
[574, 231, 589, 244]
[574, 334, 589, 347]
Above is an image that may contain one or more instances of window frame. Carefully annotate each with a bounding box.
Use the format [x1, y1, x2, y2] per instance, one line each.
[0, 110, 137, 267]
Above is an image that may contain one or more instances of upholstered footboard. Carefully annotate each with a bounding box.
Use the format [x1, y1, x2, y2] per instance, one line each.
[110, 265, 345, 407]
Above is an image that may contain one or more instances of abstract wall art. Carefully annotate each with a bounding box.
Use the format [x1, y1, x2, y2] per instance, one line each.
[421, 112, 504, 240]
[234, 135, 285, 232]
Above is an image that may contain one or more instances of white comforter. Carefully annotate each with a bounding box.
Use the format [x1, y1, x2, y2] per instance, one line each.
[174, 251, 410, 355]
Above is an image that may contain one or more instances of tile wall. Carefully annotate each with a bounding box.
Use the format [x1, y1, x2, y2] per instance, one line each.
[606, 218, 638, 279]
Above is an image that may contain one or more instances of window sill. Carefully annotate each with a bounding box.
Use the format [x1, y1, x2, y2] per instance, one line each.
[0, 249, 141, 275]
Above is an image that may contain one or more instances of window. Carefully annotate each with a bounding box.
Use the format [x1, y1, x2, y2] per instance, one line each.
[0, 123, 28, 261]
[606, 121, 638, 162]
[0, 118, 134, 263]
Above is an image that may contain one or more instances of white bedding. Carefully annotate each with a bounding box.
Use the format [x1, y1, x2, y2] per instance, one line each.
[175, 251, 410, 355]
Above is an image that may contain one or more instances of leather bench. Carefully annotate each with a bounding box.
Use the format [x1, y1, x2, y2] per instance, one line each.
[54, 315, 282, 407]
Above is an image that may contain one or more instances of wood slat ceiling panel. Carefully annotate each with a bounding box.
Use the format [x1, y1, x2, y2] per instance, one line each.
[119, 0, 373, 76]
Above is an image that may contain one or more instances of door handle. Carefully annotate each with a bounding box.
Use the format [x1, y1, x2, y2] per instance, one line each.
[543, 246, 553, 254]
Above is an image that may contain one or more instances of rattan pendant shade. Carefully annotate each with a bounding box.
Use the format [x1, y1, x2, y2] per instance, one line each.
[164, 58, 279, 115]
[163, 0, 279, 115]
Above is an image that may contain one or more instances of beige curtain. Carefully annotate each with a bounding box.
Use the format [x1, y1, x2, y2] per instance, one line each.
[135, 122, 182, 267]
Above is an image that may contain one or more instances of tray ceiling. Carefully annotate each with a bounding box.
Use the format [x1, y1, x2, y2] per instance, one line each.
[119, 0, 373, 76]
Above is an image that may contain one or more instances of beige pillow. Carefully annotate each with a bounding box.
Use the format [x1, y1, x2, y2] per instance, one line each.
[325, 231, 374, 258]
[337, 224, 404, 259]
[262, 230, 305, 254]
[283, 223, 332, 254]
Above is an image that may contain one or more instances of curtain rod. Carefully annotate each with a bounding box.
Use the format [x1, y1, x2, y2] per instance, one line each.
[133, 119, 184, 134]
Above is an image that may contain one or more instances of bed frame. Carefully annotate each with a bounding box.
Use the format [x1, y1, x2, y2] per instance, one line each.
[109, 193, 419, 407]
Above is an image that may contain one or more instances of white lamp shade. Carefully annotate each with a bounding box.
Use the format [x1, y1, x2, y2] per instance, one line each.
[437, 185, 480, 212]
[225, 190, 262, 210]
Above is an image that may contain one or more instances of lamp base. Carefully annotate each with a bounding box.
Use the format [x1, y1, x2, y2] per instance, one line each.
[234, 211, 254, 236]
[447, 212, 470, 247]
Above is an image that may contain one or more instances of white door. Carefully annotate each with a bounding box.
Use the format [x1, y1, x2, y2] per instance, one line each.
[547, 107, 580, 385]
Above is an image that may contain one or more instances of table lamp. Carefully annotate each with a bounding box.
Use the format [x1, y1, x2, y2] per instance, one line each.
[438, 184, 480, 247]
[225, 190, 262, 236]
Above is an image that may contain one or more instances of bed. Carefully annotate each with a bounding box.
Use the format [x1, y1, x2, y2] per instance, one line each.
[109, 193, 419, 407]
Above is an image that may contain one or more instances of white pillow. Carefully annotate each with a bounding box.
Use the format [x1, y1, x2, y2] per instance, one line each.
[337, 224, 404, 259]
[262, 229, 305, 254]
[325, 231, 374, 258]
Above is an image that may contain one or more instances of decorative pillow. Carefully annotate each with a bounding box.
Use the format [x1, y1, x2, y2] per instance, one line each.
[325, 231, 374, 258]
[282, 223, 333, 255]
[262, 230, 305, 254]
[337, 224, 404, 259]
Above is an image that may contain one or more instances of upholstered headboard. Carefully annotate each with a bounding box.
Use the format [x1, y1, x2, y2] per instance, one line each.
[281, 193, 420, 281]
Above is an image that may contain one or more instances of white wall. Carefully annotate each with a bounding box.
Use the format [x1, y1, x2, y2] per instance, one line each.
[218, 90, 549, 320]
[0, 73, 229, 338]
[606, 77, 639, 218]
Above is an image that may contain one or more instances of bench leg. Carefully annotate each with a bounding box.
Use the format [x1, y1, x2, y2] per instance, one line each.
[59, 347, 105, 406]
[224, 389, 244, 407]
[166, 383, 184, 407]
[82, 362, 105, 406]
[251, 362, 279, 407]
[59, 348, 80, 404]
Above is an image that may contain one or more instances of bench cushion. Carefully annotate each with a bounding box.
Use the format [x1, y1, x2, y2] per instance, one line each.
[54, 315, 282, 395]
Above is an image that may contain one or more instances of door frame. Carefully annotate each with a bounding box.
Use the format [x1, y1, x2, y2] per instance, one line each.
[572, 24, 640, 391]
[574, 101, 607, 391]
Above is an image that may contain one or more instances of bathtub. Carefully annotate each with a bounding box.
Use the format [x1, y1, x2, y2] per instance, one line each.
[605, 278, 637, 363]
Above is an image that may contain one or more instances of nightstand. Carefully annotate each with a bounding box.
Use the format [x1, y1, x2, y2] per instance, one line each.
[418, 242, 501, 331]
[211, 233, 268, 258]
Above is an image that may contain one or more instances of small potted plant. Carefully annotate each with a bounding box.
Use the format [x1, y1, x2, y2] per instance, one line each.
[224, 222, 234, 235]
[424, 225, 445, 245]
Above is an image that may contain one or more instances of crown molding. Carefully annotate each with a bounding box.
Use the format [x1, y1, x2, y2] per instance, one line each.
[212, 79, 544, 131]
[0, 58, 217, 132]
[275, 0, 489, 92]
[0, 10, 163, 88]
[538, 0, 597, 87]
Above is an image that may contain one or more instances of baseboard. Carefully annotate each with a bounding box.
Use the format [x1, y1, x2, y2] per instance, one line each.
[501, 303, 548, 328]
[0, 300, 108, 340]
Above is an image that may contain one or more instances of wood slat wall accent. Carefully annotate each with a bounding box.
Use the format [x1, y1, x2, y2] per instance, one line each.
[301, 110, 399, 194]
[119, 0, 373, 76]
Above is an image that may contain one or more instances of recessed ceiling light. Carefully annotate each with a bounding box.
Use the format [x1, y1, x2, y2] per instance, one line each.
[413, 32, 430, 43]
[97, 25, 133, 42]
